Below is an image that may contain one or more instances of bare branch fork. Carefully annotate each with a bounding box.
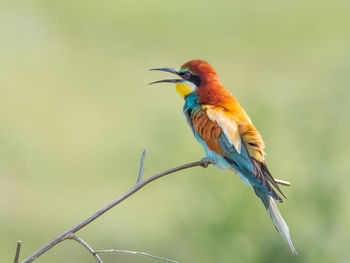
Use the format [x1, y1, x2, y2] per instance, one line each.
[14, 150, 291, 263]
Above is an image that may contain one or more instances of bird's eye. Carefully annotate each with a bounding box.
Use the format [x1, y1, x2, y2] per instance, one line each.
[183, 72, 191, 80]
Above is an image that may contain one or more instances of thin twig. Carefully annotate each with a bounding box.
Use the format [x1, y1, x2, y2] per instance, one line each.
[19, 154, 290, 263]
[137, 149, 146, 184]
[95, 249, 179, 263]
[13, 241, 22, 263]
[68, 235, 103, 263]
[275, 178, 291, 186]
[20, 157, 213, 263]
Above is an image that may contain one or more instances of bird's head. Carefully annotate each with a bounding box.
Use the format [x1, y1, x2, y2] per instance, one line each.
[149, 60, 219, 98]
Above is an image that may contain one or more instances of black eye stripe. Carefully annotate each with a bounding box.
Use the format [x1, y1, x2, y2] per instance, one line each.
[189, 75, 201, 86]
[179, 71, 201, 86]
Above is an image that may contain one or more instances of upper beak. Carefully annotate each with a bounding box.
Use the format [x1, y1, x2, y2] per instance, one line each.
[149, 68, 185, 85]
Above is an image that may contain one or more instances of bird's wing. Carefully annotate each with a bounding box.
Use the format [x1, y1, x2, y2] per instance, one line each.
[192, 105, 284, 201]
[191, 107, 231, 156]
[204, 106, 242, 154]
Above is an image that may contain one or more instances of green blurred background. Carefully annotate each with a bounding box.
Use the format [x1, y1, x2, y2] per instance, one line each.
[1, 0, 349, 262]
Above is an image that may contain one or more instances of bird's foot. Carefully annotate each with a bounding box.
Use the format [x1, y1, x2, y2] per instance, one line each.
[200, 158, 213, 168]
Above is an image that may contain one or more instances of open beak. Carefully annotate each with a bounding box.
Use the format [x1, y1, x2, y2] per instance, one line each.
[149, 68, 185, 85]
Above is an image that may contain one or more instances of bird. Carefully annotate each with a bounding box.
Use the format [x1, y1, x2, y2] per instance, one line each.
[149, 60, 297, 254]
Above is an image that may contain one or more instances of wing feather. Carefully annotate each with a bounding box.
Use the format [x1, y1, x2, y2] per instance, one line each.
[190, 105, 284, 201]
[192, 109, 222, 155]
[204, 105, 242, 153]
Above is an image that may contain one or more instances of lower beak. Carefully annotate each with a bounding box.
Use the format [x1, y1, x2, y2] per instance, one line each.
[149, 79, 185, 85]
[149, 68, 185, 85]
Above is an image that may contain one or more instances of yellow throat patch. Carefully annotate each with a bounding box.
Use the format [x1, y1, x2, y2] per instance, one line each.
[176, 82, 193, 98]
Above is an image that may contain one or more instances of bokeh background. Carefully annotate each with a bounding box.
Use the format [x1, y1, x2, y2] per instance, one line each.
[1, 0, 349, 262]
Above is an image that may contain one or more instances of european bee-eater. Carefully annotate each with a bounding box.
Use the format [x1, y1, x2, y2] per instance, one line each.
[150, 60, 297, 254]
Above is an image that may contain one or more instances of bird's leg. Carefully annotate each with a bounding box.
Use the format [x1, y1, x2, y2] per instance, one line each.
[200, 158, 214, 168]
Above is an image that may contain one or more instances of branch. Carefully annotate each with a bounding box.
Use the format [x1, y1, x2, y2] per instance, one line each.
[19, 150, 291, 263]
[68, 234, 178, 263]
[95, 249, 179, 263]
[68, 235, 103, 263]
[20, 152, 213, 263]
[136, 149, 146, 184]
[275, 178, 291, 186]
[13, 241, 22, 263]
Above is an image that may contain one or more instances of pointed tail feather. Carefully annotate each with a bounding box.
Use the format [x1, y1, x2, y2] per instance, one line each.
[254, 186, 297, 254]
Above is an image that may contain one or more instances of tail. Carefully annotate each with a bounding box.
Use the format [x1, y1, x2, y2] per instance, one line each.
[254, 186, 297, 254]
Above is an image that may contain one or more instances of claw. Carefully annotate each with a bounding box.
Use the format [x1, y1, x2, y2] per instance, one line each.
[200, 158, 213, 168]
